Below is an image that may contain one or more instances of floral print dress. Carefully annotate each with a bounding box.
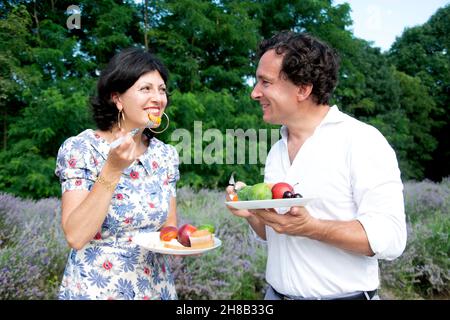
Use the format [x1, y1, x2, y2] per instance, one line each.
[55, 129, 180, 300]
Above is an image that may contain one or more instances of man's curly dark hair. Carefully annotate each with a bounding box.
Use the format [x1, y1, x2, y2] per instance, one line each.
[257, 31, 340, 105]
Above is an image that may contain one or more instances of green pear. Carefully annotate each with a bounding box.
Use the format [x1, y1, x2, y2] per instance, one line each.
[248, 183, 272, 200]
[237, 186, 251, 201]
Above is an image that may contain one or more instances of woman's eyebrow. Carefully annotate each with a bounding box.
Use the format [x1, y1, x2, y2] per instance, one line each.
[140, 82, 166, 87]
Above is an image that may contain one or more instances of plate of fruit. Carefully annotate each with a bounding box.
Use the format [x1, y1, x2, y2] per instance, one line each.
[225, 182, 317, 210]
[133, 224, 221, 255]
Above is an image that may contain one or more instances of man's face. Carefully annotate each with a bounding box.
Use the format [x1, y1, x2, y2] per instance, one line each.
[251, 49, 300, 125]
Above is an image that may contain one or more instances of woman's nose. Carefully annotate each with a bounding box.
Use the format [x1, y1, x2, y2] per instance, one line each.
[149, 90, 164, 102]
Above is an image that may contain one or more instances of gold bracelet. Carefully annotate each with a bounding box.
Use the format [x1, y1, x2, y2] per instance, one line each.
[96, 175, 118, 192]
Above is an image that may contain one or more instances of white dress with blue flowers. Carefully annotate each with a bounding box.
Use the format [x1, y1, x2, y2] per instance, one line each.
[55, 129, 179, 300]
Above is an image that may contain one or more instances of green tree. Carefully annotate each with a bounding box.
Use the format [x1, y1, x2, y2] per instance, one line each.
[389, 5, 450, 180]
[0, 0, 448, 199]
[0, 5, 32, 151]
[146, 0, 260, 92]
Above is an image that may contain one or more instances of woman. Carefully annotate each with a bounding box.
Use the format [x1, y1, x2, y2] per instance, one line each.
[55, 48, 179, 300]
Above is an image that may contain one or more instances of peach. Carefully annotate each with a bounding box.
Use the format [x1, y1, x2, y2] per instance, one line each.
[159, 226, 178, 242]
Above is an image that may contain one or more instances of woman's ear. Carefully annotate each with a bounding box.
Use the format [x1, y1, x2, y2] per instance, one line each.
[111, 93, 122, 109]
[297, 84, 313, 102]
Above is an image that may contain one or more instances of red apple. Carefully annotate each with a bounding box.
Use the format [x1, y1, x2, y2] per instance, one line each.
[160, 226, 178, 242]
[177, 224, 197, 247]
[271, 182, 294, 199]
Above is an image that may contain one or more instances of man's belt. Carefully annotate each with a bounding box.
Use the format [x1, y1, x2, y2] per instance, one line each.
[272, 287, 378, 300]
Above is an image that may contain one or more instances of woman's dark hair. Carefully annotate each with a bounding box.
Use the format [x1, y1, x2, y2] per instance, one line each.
[257, 31, 340, 105]
[91, 47, 169, 138]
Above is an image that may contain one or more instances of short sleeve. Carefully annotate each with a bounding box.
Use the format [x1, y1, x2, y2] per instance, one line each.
[55, 137, 98, 194]
[350, 126, 407, 260]
[166, 145, 180, 197]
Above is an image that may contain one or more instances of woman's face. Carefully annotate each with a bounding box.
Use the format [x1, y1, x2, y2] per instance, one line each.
[114, 70, 167, 130]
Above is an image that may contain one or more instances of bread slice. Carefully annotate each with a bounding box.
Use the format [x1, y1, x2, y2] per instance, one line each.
[189, 230, 214, 249]
[162, 230, 214, 250]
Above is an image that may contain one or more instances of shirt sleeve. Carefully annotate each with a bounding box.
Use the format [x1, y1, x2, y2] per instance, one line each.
[167, 145, 180, 197]
[350, 126, 407, 261]
[54, 136, 98, 194]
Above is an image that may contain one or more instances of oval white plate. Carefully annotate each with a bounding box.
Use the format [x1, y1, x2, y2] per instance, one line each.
[133, 232, 221, 255]
[224, 197, 317, 210]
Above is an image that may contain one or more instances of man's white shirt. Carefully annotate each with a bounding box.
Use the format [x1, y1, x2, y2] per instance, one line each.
[263, 105, 406, 297]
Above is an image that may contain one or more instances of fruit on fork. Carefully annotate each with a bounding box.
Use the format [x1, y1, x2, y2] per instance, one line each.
[148, 113, 161, 127]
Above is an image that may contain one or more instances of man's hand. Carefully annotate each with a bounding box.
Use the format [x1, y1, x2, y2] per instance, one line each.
[250, 206, 317, 236]
[224, 187, 267, 240]
[225, 186, 254, 218]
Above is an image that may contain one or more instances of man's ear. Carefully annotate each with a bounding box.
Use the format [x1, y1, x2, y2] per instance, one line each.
[297, 84, 313, 102]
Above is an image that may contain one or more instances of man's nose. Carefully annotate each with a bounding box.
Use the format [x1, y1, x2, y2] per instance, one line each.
[250, 84, 261, 100]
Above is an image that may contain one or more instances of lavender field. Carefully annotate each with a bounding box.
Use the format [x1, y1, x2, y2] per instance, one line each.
[1, 180, 448, 300]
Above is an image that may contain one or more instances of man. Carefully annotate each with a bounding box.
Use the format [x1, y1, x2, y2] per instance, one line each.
[226, 31, 406, 300]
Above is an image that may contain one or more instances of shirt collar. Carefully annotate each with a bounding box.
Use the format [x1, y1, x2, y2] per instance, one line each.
[138, 138, 161, 175]
[280, 105, 346, 141]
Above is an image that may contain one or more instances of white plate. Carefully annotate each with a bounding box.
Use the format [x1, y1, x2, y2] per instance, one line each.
[132, 232, 221, 255]
[225, 197, 316, 210]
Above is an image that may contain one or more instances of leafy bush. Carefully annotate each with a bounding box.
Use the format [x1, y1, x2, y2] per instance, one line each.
[0, 193, 69, 299]
[0, 188, 267, 300]
[1, 179, 448, 300]
[380, 178, 450, 299]
[171, 187, 267, 299]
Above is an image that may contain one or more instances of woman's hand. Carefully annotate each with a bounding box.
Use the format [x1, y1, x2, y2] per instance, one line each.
[106, 129, 139, 173]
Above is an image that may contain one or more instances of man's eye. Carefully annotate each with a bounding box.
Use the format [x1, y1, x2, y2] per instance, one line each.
[262, 80, 270, 87]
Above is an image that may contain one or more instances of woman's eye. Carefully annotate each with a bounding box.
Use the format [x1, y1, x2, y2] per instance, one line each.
[140, 87, 150, 92]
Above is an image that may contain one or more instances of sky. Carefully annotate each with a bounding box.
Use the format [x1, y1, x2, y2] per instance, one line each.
[333, 0, 449, 51]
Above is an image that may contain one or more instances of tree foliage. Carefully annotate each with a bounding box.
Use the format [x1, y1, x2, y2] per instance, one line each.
[0, 1, 448, 199]
[389, 4, 450, 180]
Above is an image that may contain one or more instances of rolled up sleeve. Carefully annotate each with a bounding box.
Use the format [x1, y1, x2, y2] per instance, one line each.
[55, 137, 97, 194]
[351, 127, 407, 260]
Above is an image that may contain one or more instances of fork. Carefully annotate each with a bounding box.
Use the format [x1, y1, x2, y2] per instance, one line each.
[228, 172, 239, 201]
[228, 171, 236, 187]
[110, 112, 160, 149]
[110, 128, 140, 149]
